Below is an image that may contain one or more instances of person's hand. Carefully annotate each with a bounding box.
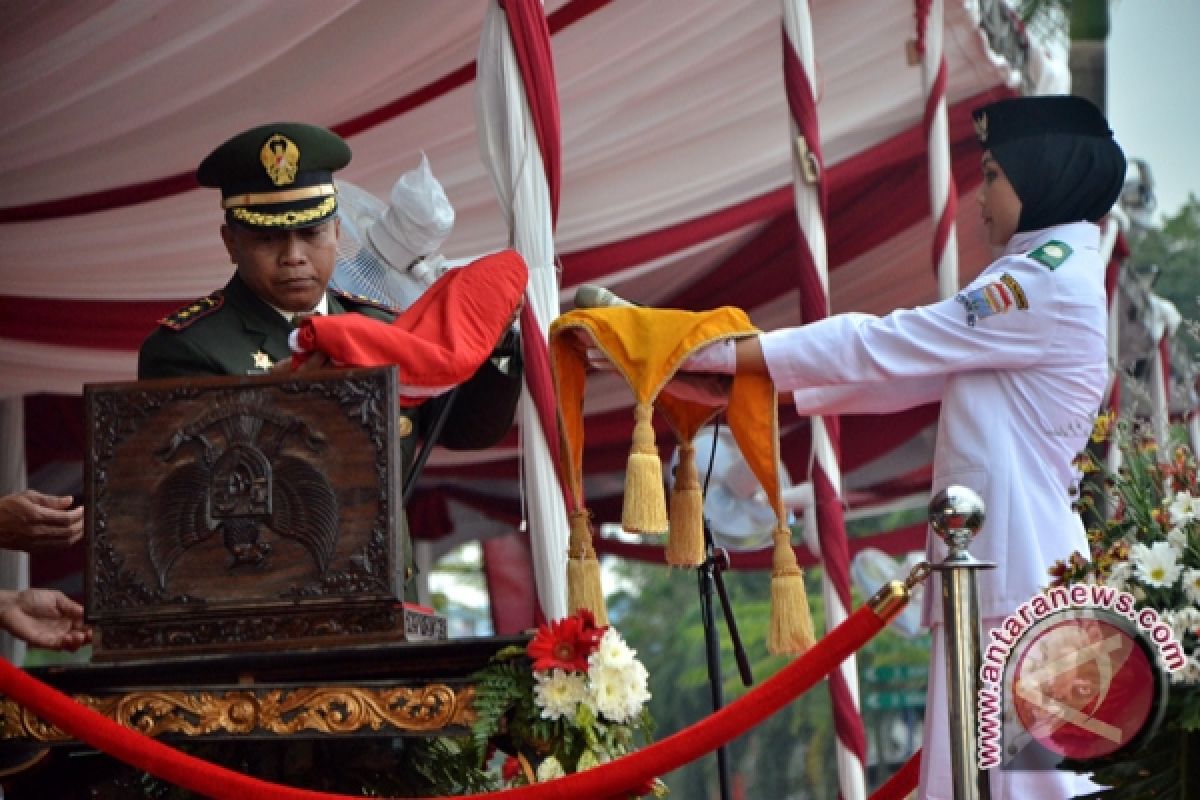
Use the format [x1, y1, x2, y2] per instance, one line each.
[0, 589, 92, 651]
[0, 490, 84, 552]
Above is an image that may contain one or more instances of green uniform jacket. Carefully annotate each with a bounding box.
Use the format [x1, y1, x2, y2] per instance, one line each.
[138, 273, 523, 597]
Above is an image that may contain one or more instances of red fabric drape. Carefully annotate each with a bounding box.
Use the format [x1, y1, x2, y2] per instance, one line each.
[492, 0, 573, 619]
[483, 529, 539, 633]
[0, 0, 609, 225]
[0, 87, 1008, 352]
[497, 0, 563, 228]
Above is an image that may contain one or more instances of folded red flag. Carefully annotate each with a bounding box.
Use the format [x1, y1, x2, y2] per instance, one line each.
[293, 249, 528, 403]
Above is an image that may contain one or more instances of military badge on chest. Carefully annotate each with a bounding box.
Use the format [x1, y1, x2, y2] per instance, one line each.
[957, 272, 1029, 328]
[250, 350, 274, 374]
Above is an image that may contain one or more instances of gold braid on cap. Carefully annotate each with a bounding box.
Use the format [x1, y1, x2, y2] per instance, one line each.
[230, 196, 337, 227]
[222, 184, 337, 210]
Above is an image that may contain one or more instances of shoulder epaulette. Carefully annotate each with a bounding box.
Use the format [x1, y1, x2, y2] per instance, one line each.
[1027, 240, 1073, 270]
[331, 288, 398, 314]
[158, 291, 225, 331]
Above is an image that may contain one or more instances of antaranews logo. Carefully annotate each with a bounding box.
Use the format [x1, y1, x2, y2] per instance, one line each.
[977, 583, 1185, 770]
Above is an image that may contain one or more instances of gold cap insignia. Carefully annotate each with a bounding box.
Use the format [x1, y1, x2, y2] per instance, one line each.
[974, 112, 988, 145]
[252, 350, 274, 370]
[261, 133, 300, 187]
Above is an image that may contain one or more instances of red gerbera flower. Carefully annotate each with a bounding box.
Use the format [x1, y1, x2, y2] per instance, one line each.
[527, 609, 607, 673]
[501, 755, 522, 782]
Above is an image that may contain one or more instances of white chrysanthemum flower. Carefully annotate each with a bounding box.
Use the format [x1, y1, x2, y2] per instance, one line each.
[1169, 653, 1200, 686]
[1131, 541, 1184, 588]
[588, 658, 650, 723]
[533, 668, 587, 720]
[1167, 527, 1188, 553]
[1168, 490, 1200, 527]
[591, 627, 636, 669]
[1182, 568, 1200, 606]
[1166, 607, 1200, 645]
[1174, 606, 1200, 634]
[1103, 560, 1132, 590]
[536, 756, 566, 782]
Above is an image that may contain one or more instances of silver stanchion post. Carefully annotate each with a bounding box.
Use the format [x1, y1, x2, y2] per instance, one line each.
[928, 485, 994, 800]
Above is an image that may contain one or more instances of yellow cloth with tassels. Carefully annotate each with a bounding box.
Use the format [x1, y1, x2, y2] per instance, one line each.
[548, 306, 815, 655]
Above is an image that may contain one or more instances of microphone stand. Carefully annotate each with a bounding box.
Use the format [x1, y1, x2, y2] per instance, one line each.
[696, 420, 754, 800]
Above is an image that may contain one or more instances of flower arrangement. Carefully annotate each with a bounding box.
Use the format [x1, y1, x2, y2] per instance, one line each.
[468, 609, 666, 796]
[1049, 414, 1200, 796]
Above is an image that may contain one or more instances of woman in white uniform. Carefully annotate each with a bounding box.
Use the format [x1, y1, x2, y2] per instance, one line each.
[682, 94, 1126, 799]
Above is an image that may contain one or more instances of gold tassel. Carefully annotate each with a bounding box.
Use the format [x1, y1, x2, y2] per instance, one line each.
[621, 401, 669, 533]
[767, 525, 815, 655]
[566, 509, 608, 625]
[666, 440, 705, 566]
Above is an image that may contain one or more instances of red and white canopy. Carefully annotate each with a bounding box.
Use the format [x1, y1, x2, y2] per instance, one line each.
[0, 0, 1039, 578]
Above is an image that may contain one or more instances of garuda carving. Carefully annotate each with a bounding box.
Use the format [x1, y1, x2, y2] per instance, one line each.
[148, 394, 338, 589]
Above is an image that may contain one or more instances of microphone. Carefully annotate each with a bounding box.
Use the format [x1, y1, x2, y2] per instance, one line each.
[573, 284, 636, 309]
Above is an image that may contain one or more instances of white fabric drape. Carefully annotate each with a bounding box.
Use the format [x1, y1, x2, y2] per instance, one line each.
[475, 0, 569, 620]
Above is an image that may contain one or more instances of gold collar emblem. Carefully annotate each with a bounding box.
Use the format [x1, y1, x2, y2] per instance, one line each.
[974, 112, 988, 145]
[252, 350, 274, 370]
[261, 133, 300, 187]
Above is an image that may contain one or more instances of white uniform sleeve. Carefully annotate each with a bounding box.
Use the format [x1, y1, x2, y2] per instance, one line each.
[760, 257, 1058, 393]
[789, 374, 946, 415]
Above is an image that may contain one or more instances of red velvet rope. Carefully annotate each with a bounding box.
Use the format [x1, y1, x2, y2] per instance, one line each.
[0, 603, 888, 799]
[868, 748, 921, 800]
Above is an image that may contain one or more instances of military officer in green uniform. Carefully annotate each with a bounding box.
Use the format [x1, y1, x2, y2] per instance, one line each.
[138, 122, 523, 597]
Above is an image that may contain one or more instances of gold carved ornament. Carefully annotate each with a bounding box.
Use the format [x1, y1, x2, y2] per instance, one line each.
[1, 684, 477, 743]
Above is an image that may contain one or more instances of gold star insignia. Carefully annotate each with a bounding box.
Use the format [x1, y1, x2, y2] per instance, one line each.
[252, 351, 274, 370]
